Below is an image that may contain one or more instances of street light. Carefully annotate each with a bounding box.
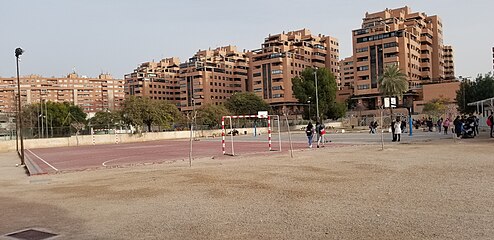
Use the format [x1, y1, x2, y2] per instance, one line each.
[188, 98, 195, 167]
[307, 97, 311, 121]
[15, 47, 25, 165]
[314, 69, 320, 122]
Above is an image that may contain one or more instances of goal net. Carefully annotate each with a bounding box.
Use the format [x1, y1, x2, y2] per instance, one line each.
[221, 114, 281, 156]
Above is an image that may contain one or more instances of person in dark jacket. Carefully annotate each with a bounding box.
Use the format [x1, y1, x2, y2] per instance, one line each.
[453, 116, 462, 138]
[306, 122, 315, 148]
[391, 119, 396, 142]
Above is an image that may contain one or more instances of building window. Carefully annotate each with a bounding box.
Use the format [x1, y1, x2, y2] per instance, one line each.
[357, 66, 369, 71]
[356, 47, 368, 53]
[383, 42, 398, 48]
[272, 70, 283, 75]
[357, 84, 370, 90]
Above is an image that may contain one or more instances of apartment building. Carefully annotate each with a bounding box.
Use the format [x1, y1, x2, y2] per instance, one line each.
[0, 73, 124, 114]
[443, 45, 455, 80]
[337, 57, 355, 102]
[179, 46, 249, 112]
[124, 57, 181, 106]
[248, 29, 340, 114]
[345, 6, 451, 109]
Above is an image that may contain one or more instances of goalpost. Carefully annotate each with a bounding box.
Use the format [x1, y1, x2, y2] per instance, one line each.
[221, 113, 281, 156]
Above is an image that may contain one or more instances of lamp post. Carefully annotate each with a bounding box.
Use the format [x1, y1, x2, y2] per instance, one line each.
[188, 98, 196, 167]
[15, 48, 25, 165]
[314, 70, 320, 122]
[307, 97, 311, 121]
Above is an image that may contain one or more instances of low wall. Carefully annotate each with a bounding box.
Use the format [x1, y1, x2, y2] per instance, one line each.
[0, 127, 269, 152]
[293, 122, 343, 131]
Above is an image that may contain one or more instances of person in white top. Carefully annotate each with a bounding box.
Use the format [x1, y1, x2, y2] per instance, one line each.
[394, 117, 402, 142]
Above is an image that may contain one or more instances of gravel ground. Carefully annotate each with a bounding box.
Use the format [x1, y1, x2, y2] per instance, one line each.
[1, 138, 493, 239]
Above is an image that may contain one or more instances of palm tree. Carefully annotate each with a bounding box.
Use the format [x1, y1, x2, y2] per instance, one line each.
[378, 64, 409, 117]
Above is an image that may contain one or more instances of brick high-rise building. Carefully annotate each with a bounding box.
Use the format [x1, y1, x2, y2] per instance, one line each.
[443, 45, 455, 80]
[337, 57, 355, 102]
[344, 6, 452, 109]
[0, 73, 124, 114]
[248, 29, 340, 114]
[179, 46, 249, 112]
[124, 57, 181, 107]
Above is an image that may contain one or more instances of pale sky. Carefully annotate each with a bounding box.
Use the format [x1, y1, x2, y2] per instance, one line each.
[1, 0, 492, 79]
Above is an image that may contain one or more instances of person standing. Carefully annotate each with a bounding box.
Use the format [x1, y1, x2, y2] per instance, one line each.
[488, 112, 494, 138]
[401, 118, 406, 133]
[437, 118, 443, 133]
[316, 122, 326, 148]
[426, 118, 433, 132]
[315, 121, 321, 148]
[442, 117, 450, 135]
[391, 118, 396, 142]
[306, 122, 315, 148]
[394, 117, 402, 142]
[453, 116, 462, 138]
[474, 114, 479, 136]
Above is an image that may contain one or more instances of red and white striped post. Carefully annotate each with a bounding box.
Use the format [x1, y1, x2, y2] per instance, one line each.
[221, 116, 225, 155]
[91, 128, 95, 146]
[268, 115, 272, 151]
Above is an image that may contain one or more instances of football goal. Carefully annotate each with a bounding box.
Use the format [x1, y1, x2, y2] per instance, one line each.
[221, 113, 281, 156]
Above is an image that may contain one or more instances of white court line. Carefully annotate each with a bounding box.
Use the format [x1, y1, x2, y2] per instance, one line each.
[102, 156, 132, 167]
[26, 149, 59, 171]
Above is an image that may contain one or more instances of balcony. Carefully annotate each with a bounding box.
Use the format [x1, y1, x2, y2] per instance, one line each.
[383, 46, 400, 53]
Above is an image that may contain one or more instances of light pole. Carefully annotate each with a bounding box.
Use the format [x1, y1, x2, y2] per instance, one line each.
[307, 97, 311, 121]
[15, 48, 25, 165]
[314, 69, 320, 122]
[188, 98, 195, 167]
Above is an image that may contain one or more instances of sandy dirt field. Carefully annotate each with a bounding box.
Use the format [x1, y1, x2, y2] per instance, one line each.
[1, 138, 493, 239]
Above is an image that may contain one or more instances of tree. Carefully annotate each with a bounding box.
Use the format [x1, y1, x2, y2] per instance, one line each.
[89, 110, 123, 129]
[121, 96, 182, 132]
[378, 64, 409, 116]
[328, 102, 347, 120]
[292, 67, 337, 120]
[225, 92, 270, 115]
[21, 101, 87, 138]
[456, 73, 494, 114]
[422, 98, 448, 118]
[196, 104, 230, 129]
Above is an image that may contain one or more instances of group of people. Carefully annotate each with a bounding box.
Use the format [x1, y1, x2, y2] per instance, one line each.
[305, 121, 326, 148]
[451, 115, 480, 138]
[304, 112, 494, 147]
[420, 113, 494, 139]
[391, 117, 405, 142]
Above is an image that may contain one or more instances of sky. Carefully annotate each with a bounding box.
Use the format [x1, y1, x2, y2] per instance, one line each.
[1, 0, 493, 79]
